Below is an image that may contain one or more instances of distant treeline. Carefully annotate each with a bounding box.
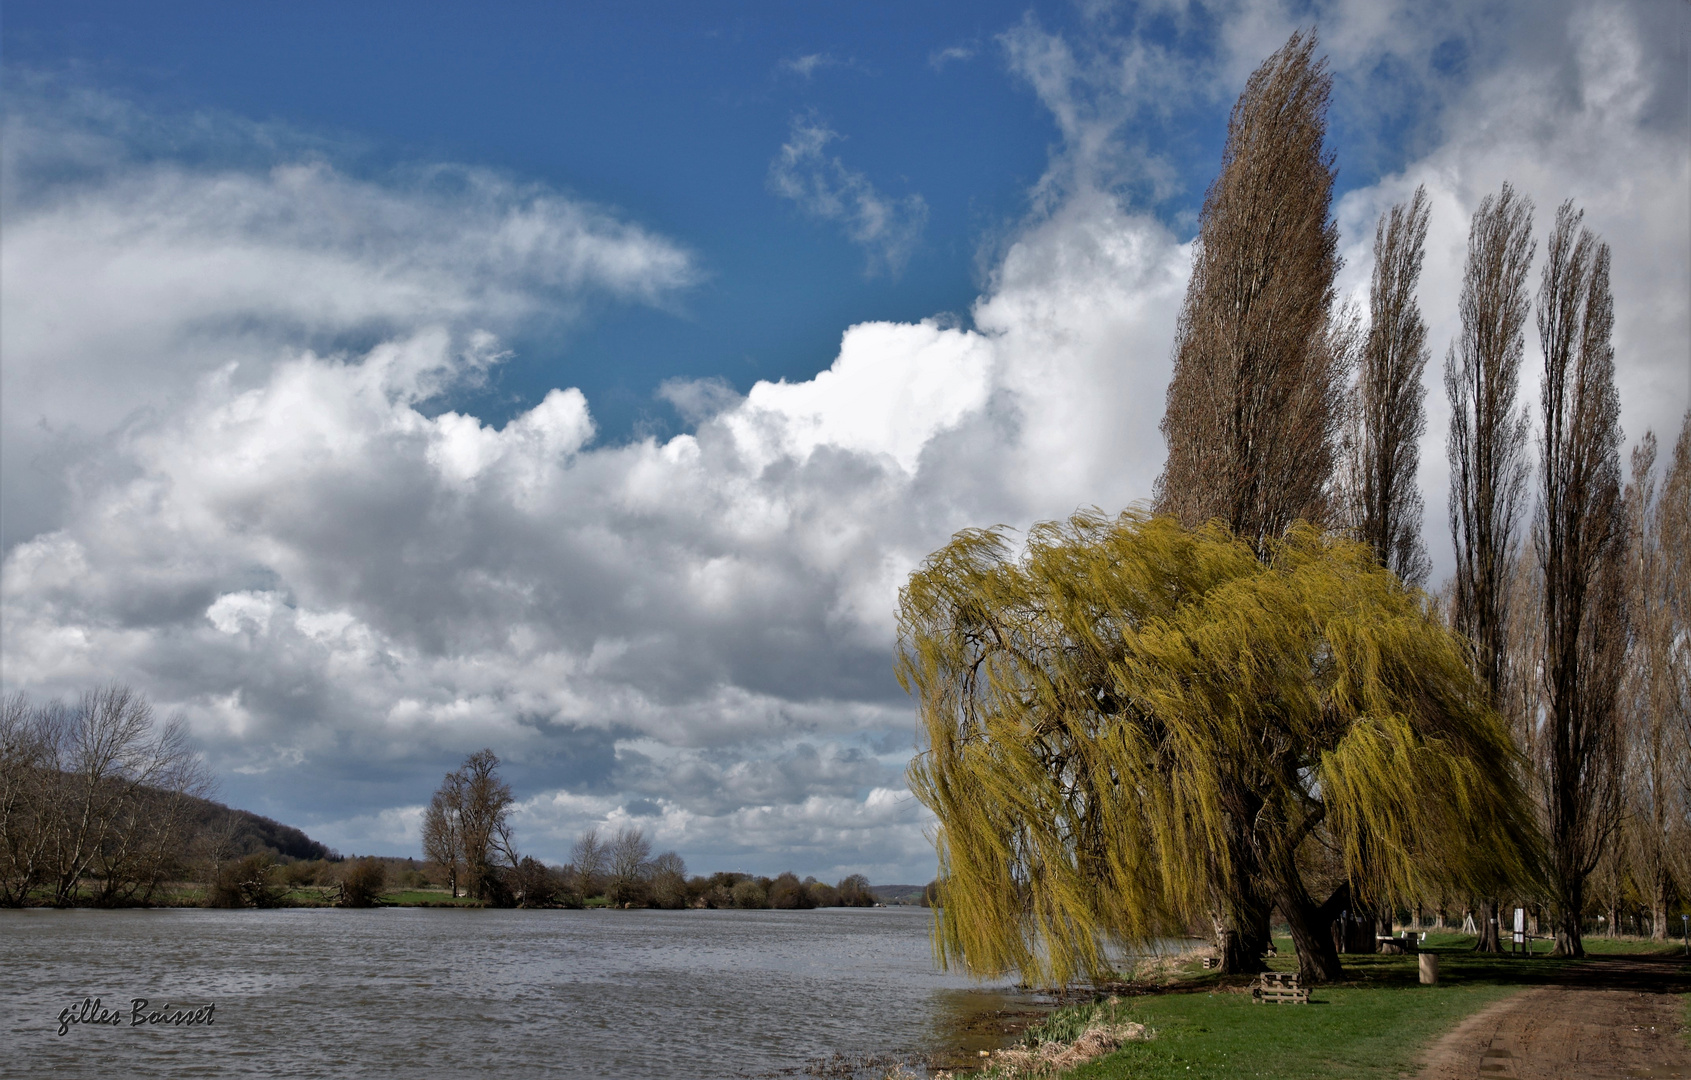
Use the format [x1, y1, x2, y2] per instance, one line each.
[417, 750, 898, 910]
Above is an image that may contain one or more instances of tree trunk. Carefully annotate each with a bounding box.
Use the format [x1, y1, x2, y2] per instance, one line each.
[1277, 876, 1346, 983]
[1216, 884, 1272, 975]
[1474, 898, 1503, 953]
[1552, 880, 1585, 957]
[1651, 873, 1667, 941]
[1285, 898, 1344, 983]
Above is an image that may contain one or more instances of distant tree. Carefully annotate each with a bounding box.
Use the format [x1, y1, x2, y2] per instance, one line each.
[648, 850, 687, 909]
[768, 871, 814, 909]
[208, 853, 282, 908]
[1532, 203, 1627, 958]
[569, 828, 608, 899]
[421, 776, 465, 898]
[606, 827, 653, 906]
[806, 878, 840, 907]
[836, 873, 874, 907]
[512, 856, 555, 908]
[730, 877, 768, 909]
[457, 750, 517, 902]
[339, 857, 387, 908]
[1344, 185, 1432, 585]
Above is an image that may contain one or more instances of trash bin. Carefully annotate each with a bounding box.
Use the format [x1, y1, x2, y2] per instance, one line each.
[1419, 952, 1439, 985]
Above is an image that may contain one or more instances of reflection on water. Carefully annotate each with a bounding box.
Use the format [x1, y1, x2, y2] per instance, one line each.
[1, 906, 1046, 1079]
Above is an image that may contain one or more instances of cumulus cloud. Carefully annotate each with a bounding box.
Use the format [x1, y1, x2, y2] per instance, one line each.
[768, 115, 929, 277]
[0, 84, 697, 549]
[2, 0, 1683, 881]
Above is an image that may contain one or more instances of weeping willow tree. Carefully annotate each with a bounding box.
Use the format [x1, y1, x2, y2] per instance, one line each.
[900, 511, 1541, 985]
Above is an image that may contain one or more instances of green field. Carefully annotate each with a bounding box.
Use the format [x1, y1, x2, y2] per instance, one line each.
[1030, 935, 1690, 1080]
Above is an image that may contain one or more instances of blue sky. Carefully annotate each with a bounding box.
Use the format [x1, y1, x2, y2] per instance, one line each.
[3, 0, 1686, 881]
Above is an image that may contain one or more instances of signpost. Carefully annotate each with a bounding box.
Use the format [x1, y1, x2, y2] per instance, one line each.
[1513, 908, 1525, 954]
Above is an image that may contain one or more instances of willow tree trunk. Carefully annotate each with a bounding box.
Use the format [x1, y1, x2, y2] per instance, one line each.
[1475, 898, 1502, 952]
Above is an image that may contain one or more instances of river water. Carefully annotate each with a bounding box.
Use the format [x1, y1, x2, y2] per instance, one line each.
[2, 906, 1046, 1079]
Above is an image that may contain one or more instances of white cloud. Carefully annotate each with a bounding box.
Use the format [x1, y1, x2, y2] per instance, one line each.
[928, 43, 978, 71]
[779, 53, 840, 79]
[768, 115, 929, 277]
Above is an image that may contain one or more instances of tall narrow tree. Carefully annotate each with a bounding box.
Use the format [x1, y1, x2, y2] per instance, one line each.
[1533, 202, 1626, 958]
[1346, 186, 1432, 584]
[1152, 29, 1346, 973]
[1156, 29, 1348, 555]
[1445, 183, 1534, 952]
[1619, 428, 1683, 940]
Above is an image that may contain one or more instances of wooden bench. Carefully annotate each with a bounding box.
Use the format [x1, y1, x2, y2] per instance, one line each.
[1251, 971, 1309, 1004]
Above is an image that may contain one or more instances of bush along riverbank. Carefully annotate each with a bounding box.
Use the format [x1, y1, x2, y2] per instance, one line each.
[929, 932, 1691, 1080]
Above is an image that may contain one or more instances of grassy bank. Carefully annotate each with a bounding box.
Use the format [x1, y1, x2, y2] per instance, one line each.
[1018, 934, 1689, 1080]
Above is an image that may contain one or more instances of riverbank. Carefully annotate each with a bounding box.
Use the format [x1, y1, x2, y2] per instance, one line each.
[989, 933, 1689, 1080]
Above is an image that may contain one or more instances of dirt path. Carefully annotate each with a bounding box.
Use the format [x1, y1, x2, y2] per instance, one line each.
[1416, 955, 1691, 1079]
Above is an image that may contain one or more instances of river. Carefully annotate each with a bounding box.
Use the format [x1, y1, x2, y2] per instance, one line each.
[2, 905, 1046, 1079]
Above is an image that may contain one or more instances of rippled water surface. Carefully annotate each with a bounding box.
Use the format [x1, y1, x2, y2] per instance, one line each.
[2, 906, 1039, 1079]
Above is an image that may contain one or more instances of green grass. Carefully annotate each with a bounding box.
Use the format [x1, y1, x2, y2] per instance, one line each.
[1050, 935, 1690, 1080]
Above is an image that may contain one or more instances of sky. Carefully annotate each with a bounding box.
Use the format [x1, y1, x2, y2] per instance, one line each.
[2, 0, 1687, 883]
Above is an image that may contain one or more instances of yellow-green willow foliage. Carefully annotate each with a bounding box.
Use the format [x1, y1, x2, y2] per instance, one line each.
[899, 511, 1540, 984]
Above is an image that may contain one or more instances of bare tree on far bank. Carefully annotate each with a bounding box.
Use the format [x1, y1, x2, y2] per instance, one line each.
[421, 771, 466, 898]
[1343, 185, 1432, 585]
[1444, 183, 1535, 953]
[0, 685, 211, 907]
[1532, 203, 1627, 958]
[422, 749, 530, 906]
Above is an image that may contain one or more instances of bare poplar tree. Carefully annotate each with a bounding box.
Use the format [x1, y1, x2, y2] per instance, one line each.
[1445, 183, 1534, 953]
[1533, 202, 1626, 959]
[1447, 183, 1535, 703]
[1662, 416, 1691, 805]
[1156, 29, 1349, 555]
[1344, 186, 1432, 584]
[1152, 29, 1346, 975]
[1619, 429, 1684, 939]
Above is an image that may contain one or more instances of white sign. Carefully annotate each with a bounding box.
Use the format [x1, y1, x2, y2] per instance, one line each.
[1513, 907, 1525, 945]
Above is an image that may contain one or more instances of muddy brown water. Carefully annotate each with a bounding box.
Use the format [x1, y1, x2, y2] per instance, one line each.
[1, 906, 1049, 1079]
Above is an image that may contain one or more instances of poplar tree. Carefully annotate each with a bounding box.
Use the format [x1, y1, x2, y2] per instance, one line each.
[1619, 421, 1688, 941]
[1444, 184, 1534, 952]
[1532, 203, 1626, 958]
[1152, 29, 1348, 973]
[1345, 186, 1432, 584]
